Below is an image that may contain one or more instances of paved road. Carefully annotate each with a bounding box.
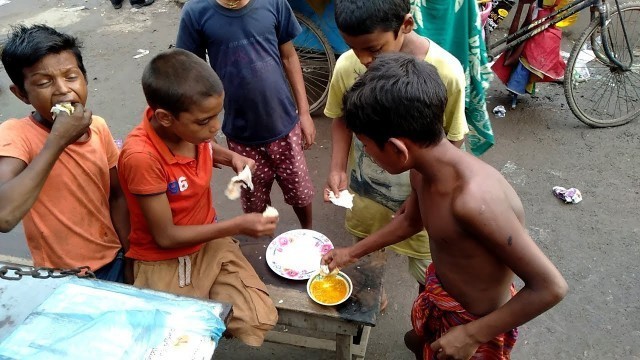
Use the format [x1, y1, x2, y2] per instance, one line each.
[1, 1, 639, 358]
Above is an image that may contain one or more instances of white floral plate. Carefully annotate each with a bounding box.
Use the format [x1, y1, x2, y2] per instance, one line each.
[266, 229, 334, 280]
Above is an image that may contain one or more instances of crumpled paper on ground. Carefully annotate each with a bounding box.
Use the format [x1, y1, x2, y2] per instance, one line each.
[552, 186, 582, 204]
[224, 166, 253, 200]
[493, 105, 506, 118]
[328, 190, 354, 210]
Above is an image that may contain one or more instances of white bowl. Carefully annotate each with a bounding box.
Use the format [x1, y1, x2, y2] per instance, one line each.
[306, 271, 353, 306]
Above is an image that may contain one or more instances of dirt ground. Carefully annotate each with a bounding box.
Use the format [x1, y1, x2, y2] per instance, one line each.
[0, 1, 639, 359]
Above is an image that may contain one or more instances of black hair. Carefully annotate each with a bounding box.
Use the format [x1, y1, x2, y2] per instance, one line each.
[141, 49, 224, 117]
[343, 53, 447, 149]
[335, 0, 410, 36]
[1, 24, 87, 93]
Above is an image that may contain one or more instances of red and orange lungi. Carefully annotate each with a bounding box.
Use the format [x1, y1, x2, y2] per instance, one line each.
[411, 264, 518, 359]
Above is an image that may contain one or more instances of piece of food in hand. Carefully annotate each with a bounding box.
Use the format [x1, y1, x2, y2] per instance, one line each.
[262, 206, 279, 218]
[224, 166, 254, 200]
[50, 103, 75, 118]
[225, 181, 242, 200]
[319, 264, 340, 277]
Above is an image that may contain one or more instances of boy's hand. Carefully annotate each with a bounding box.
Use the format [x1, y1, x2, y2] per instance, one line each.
[392, 199, 409, 218]
[237, 213, 278, 238]
[231, 153, 256, 174]
[324, 170, 348, 202]
[430, 324, 481, 360]
[321, 247, 358, 272]
[49, 103, 92, 148]
[299, 112, 316, 150]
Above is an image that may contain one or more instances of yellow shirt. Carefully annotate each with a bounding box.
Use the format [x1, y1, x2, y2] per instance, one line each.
[323, 41, 468, 260]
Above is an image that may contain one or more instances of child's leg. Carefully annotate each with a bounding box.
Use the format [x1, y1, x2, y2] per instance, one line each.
[227, 140, 276, 213]
[404, 330, 425, 360]
[292, 203, 313, 229]
[132, 257, 209, 298]
[197, 238, 278, 347]
[268, 123, 314, 229]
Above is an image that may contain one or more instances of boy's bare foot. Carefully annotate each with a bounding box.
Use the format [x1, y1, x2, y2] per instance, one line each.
[380, 287, 388, 313]
[404, 330, 424, 360]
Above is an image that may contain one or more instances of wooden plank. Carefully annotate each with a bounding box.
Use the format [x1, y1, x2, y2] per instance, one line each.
[277, 309, 361, 335]
[265, 331, 336, 351]
[335, 334, 352, 360]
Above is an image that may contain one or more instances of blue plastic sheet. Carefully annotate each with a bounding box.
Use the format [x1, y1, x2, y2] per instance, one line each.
[0, 278, 226, 359]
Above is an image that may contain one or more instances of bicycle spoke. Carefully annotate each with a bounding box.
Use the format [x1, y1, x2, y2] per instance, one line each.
[588, 72, 616, 115]
[615, 74, 623, 117]
[625, 71, 640, 95]
[303, 72, 331, 82]
[621, 73, 631, 116]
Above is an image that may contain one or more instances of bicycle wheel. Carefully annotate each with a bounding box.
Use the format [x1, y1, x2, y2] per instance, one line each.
[293, 12, 336, 114]
[564, 2, 640, 127]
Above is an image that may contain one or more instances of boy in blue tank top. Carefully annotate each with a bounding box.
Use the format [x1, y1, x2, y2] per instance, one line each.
[177, 0, 315, 228]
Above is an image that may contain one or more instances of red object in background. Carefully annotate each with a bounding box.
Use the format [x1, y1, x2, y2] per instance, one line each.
[492, 8, 566, 86]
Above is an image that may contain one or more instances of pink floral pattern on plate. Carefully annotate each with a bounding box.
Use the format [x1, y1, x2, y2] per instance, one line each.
[265, 230, 334, 280]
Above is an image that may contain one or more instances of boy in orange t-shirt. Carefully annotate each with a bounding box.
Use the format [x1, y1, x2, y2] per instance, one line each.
[118, 49, 278, 346]
[0, 25, 130, 282]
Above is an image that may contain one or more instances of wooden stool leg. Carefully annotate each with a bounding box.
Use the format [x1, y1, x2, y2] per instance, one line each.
[352, 326, 372, 359]
[336, 334, 353, 360]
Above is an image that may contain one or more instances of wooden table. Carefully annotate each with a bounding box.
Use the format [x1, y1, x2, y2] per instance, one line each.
[0, 262, 232, 359]
[238, 237, 386, 360]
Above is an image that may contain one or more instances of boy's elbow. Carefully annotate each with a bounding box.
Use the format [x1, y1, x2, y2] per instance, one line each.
[0, 215, 19, 233]
[548, 278, 569, 305]
[154, 235, 174, 249]
[154, 230, 180, 249]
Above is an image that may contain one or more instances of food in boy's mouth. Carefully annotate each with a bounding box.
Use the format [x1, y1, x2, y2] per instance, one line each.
[310, 275, 349, 304]
[50, 103, 74, 119]
[262, 206, 279, 218]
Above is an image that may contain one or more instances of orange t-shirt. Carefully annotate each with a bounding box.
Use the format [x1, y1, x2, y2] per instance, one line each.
[118, 108, 216, 261]
[0, 115, 122, 270]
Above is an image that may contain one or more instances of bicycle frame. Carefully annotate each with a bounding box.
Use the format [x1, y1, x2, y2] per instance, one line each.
[487, 0, 634, 70]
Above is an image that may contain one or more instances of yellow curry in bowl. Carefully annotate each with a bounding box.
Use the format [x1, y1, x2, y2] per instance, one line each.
[307, 272, 353, 306]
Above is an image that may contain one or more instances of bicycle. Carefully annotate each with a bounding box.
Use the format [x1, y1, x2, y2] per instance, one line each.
[292, 12, 336, 114]
[486, 0, 640, 127]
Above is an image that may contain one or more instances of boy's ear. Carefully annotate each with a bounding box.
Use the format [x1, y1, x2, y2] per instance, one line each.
[9, 85, 31, 105]
[401, 14, 415, 35]
[154, 109, 176, 127]
[388, 138, 410, 164]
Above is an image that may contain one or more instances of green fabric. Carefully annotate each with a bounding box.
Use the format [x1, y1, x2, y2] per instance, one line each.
[411, 0, 495, 156]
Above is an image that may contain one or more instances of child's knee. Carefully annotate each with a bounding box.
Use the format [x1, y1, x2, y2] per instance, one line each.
[211, 263, 278, 346]
[224, 279, 278, 346]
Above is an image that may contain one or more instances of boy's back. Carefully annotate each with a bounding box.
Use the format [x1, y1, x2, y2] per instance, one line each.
[411, 153, 525, 316]
[177, 0, 301, 145]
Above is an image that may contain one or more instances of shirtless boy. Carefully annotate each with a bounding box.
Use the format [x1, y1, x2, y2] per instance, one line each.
[322, 53, 568, 360]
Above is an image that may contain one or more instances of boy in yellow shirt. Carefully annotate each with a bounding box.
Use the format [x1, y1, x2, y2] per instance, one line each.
[324, 0, 469, 295]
